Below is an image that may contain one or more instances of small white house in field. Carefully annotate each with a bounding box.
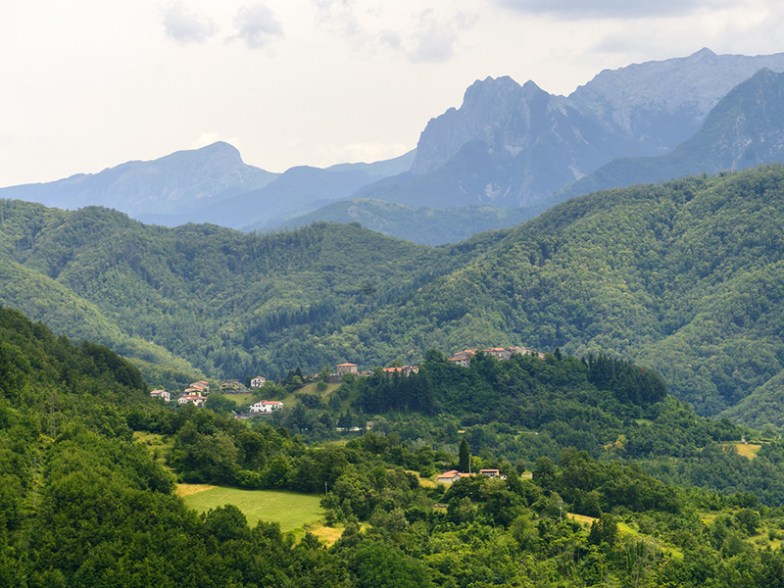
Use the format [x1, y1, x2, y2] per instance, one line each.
[250, 375, 267, 389]
[150, 389, 170, 402]
[250, 400, 283, 414]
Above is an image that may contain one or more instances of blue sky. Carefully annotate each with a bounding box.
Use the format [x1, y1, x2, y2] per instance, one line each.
[1, 0, 782, 185]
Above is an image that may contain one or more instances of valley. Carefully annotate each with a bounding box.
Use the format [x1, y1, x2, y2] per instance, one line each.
[5, 11, 784, 586]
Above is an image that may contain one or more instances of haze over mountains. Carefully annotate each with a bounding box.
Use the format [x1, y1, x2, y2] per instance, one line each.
[2, 49, 784, 244]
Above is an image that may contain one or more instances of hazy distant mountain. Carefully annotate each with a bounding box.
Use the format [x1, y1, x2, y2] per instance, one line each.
[0, 144, 415, 230]
[560, 68, 784, 197]
[0, 142, 278, 221]
[212, 150, 417, 230]
[359, 49, 784, 211]
[6, 49, 784, 239]
[570, 48, 784, 152]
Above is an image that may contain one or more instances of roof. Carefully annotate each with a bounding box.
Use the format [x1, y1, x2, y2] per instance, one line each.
[337, 362, 358, 367]
[437, 470, 459, 478]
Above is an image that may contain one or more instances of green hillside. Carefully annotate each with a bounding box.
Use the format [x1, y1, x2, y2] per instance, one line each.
[1, 165, 783, 420]
[6, 305, 784, 586]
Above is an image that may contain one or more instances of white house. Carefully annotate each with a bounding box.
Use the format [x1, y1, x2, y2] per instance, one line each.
[250, 400, 283, 414]
[150, 389, 170, 402]
[250, 375, 267, 389]
[178, 393, 206, 408]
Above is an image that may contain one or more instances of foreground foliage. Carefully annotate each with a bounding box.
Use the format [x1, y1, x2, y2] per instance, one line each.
[6, 306, 784, 585]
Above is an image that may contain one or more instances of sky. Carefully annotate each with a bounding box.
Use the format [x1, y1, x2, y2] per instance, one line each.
[1, 0, 783, 186]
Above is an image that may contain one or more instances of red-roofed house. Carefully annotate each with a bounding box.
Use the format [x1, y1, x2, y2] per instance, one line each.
[178, 393, 206, 408]
[150, 389, 170, 402]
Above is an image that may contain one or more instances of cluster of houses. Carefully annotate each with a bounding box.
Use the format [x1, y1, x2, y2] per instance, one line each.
[335, 363, 419, 378]
[448, 346, 545, 367]
[436, 468, 506, 484]
[149, 375, 275, 411]
[148, 345, 541, 411]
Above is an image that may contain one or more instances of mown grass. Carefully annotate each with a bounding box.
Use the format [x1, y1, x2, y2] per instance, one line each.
[734, 443, 762, 460]
[179, 485, 324, 532]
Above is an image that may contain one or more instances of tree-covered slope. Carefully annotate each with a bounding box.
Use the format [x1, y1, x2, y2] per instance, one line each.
[0, 199, 468, 380]
[342, 167, 784, 416]
[1, 165, 783, 420]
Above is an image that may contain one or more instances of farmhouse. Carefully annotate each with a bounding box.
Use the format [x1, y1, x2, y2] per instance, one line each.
[250, 375, 267, 388]
[221, 379, 246, 393]
[448, 350, 476, 367]
[336, 362, 358, 376]
[149, 389, 170, 402]
[187, 380, 210, 393]
[250, 400, 284, 414]
[448, 346, 545, 367]
[479, 469, 504, 479]
[382, 365, 419, 376]
[436, 468, 506, 484]
[436, 470, 462, 484]
[178, 393, 206, 408]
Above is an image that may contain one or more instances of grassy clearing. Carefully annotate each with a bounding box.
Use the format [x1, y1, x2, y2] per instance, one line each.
[734, 443, 762, 460]
[290, 382, 341, 401]
[176, 483, 217, 497]
[224, 393, 254, 407]
[180, 486, 324, 532]
[406, 470, 437, 488]
[567, 513, 596, 526]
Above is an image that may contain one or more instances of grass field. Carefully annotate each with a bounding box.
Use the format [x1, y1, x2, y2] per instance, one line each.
[224, 393, 254, 407]
[179, 485, 324, 532]
[289, 382, 341, 402]
[734, 443, 762, 459]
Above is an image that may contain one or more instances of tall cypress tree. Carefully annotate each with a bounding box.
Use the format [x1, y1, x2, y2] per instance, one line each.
[459, 438, 470, 473]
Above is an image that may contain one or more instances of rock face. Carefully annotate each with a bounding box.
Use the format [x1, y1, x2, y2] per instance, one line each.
[395, 49, 784, 209]
[571, 48, 784, 150]
[561, 68, 784, 198]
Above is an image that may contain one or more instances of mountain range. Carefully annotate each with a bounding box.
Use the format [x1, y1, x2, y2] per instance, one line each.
[3, 49, 784, 243]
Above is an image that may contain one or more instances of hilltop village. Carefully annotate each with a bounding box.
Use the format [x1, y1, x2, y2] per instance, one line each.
[149, 345, 545, 416]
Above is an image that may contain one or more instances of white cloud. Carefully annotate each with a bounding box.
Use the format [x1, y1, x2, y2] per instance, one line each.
[232, 4, 283, 49]
[407, 9, 477, 63]
[161, 2, 218, 44]
[313, 0, 360, 36]
[497, 0, 736, 19]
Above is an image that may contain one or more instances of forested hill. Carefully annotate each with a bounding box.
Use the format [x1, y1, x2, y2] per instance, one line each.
[1, 165, 783, 421]
[0, 201, 470, 387]
[361, 166, 784, 418]
[6, 298, 784, 586]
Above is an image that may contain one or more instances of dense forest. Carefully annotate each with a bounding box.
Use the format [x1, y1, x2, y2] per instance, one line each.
[6, 306, 784, 585]
[1, 166, 783, 426]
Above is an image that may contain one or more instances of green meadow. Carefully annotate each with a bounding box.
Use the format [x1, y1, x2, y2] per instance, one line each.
[179, 485, 324, 532]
